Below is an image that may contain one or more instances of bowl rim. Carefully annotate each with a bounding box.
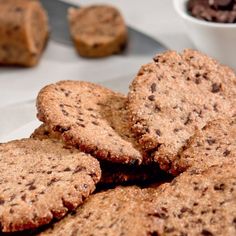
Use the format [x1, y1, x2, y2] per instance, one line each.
[173, 0, 236, 28]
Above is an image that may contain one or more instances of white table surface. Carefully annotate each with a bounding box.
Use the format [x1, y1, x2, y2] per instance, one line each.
[0, 0, 194, 139]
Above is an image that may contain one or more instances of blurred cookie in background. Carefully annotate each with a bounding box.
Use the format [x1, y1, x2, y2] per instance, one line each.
[0, 0, 49, 67]
[68, 4, 128, 58]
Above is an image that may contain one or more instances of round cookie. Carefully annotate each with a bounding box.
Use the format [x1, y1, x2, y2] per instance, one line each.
[68, 5, 127, 58]
[146, 163, 236, 236]
[127, 49, 236, 174]
[37, 81, 143, 165]
[0, 138, 101, 232]
[31, 125, 169, 185]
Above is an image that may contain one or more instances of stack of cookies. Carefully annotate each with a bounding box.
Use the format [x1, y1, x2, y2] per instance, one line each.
[0, 49, 235, 235]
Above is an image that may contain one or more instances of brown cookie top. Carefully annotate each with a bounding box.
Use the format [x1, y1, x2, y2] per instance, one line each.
[68, 5, 127, 48]
[37, 81, 143, 164]
[146, 163, 236, 236]
[38, 186, 160, 236]
[128, 49, 236, 172]
[0, 138, 101, 232]
[31, 125, 168, 186]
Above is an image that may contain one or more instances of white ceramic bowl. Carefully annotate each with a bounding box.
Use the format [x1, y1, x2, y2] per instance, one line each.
[174, 0, 236, 70]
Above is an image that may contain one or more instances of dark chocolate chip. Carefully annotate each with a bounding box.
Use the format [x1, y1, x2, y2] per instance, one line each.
[0, 199, 5, 205]
[223, 149, 231, 156]
[213, 103, 219, 112]
[92, 43, 100, 48]
[148, 211, 169, 219]
[156, 129, 162, 136]
[214, 183, 225, 191]
[154, 105, 161, 112]
[92, 121, 99, 126]
[9, 208, 14, 214]
[151, 83, 157, 93]
[76, 123, 85, 128]
[62, 109, 69, 116]
[184, 113, 192, 125]
[21, 194, 26, 201]
[206, 138, 216, 145]
[210, 0, 233, 9]
[47, 177, 60, 186]
[164, 226, 175, 233]
[148, 95, 155, 101]
[55, 125, 70, 133]
[195, 78, 201, 84]
[211, 83, 222, 93]
[233, 217, 236, 228]
[29, 185, 37, 191]
[153, 56, 159, 63]
[65, 91, 71, 97]
[201, 229, 214, 236]
[15, 7, 23, 12]
[73, 166, 86, 174]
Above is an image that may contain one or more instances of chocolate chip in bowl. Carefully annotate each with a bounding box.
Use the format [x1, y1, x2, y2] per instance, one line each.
[174, 0, 236, 70]
[188, 0, 236, 23]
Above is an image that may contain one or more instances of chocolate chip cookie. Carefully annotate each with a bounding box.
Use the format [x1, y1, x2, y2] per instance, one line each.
[37, 81, 143, 165]
[68, 5, 127, 57]
[0, 138, 100, 232]
[128, 49, 236, 174]
[0, 0, 48, 66]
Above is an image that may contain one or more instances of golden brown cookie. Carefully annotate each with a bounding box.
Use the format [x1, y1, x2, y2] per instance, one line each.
[68, 5, 127, 57]
[128, 49, 236, 174]
[0, 138, 101, 232]
[0, 0, 49, 67]
[36, 81, 143, 165]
